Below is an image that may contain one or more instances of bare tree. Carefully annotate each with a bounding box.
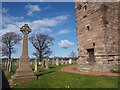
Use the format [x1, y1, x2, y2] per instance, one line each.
[1, 32, 22, 59]
[29, 32, 54, 62]
[69, 51, 77, 58]
[1, 32, 22, 72]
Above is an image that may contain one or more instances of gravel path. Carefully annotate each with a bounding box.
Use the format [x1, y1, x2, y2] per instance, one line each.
[60, 64, 120, 76]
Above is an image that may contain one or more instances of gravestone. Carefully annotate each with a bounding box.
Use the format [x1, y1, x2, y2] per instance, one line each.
[52, 59, 55, 65]
[56, 58, 59, 66]
[49, 59, 52, 65]
[42, 59, 46, 68]
[45, 59, 49, 69]
[65, 60, 68, 65]
[69, 59, 72, 64]
[34, 59, 38, 71]
[5, 61, 7, 67]
[60, 60, 64, 65]
[11, 24, 36, 84]
[38, 62, 41, 65]
[8, 58, 13, 72]
[15, 60, 18, 66]
[30, 61, 33, 65]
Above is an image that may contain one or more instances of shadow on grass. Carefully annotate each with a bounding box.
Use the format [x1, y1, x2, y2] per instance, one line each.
[2, 70, 10, 89]
[49, 66, 56, 69]
[35, 70, 55, 79]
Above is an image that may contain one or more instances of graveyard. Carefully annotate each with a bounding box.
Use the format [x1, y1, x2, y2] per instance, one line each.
[1, 59, 119, 88]
[1, 1, 120, 89]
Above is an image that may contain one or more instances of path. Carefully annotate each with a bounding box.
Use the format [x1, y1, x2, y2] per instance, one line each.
[60, 64, 120, 76]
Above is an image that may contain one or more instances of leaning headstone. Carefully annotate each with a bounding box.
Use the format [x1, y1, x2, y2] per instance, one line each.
[34, 59, 38, 71]
[56, 58, 59, 66]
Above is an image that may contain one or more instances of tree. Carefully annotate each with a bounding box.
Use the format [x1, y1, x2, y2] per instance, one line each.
[69, 51, 77, 58]
[1, 32, 22, 59]
[29, 32, 54, 62]
[1, 32, 22, 72]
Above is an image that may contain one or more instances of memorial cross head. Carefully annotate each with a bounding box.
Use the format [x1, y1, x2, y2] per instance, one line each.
[20, 24, 31, 34]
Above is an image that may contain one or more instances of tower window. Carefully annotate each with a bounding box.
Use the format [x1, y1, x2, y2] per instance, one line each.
[77, 4, 81, 10]
[84, 5, 87, 10]
[87, 26, 90, 31]
[93, 43, 95, 46]
[83, 15, 87, 18]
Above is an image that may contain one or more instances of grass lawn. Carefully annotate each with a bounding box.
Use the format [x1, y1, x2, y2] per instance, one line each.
[10, 64, 119, 88]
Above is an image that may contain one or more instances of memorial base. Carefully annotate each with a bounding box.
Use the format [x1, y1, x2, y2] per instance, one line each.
[10, 57, 37, 85]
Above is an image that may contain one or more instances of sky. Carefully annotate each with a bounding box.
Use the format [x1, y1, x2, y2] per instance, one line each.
[1, 2, 78, 58]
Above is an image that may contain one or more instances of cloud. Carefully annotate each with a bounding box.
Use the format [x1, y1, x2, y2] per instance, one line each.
[42, 5, 52, 11]
[2, 14, 69, 35]
[32, 15, 69, 27]
[2, 8, 8, 14]
[58, 40, 74, 49]
[25, 4, 41, 16]
[58, 29, 71, 34]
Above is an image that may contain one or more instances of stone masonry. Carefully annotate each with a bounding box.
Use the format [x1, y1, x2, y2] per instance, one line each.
[75, 2, 120, 72]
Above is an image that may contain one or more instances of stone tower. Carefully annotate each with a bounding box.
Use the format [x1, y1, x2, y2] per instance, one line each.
[75, 2, 120, 72]
[11, 24, 36, 84]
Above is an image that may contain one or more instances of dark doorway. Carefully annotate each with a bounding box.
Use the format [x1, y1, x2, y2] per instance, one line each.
[87, 48, 95, 65]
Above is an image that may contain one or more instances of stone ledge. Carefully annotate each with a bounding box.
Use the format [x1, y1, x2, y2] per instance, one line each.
[10, 75, 37, 85]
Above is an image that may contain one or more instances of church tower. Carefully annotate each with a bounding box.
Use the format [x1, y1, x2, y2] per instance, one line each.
[75, 2, 119, 72]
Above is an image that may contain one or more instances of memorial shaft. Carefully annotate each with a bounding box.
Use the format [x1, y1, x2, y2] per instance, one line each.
[21, 31, 28, 58]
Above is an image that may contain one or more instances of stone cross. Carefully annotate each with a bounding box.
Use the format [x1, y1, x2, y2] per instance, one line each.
[20, 24, 31, 58]
[11, 24, 36, 84]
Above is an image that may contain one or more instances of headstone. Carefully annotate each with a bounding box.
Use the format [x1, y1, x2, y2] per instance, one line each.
[5, 61, 7, 67]
[11, 24, 36, 84]
[69, 59, 72, 64]
[42, 59, 46, 68]
[52, 59, 55, 65]
[15, 60, 18, 66]
[45, 59, 49, 69]
[60, 60, 64, 65]
[49, 59, 52, 65]
[56, 58, 59, 66]
[38, 62, 42, 65]
[6, 59, 10, 70]
[65, 60, 68, 65]
[30, 61, 33, 65]
[8, 59, 13, 72]
[34, 59, 38, 71]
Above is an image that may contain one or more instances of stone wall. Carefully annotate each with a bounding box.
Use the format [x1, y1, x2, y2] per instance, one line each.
[75, 2, 119, 72]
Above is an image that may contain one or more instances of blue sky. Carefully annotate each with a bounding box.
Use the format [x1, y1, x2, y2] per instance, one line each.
[1, 2, 78, 58]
